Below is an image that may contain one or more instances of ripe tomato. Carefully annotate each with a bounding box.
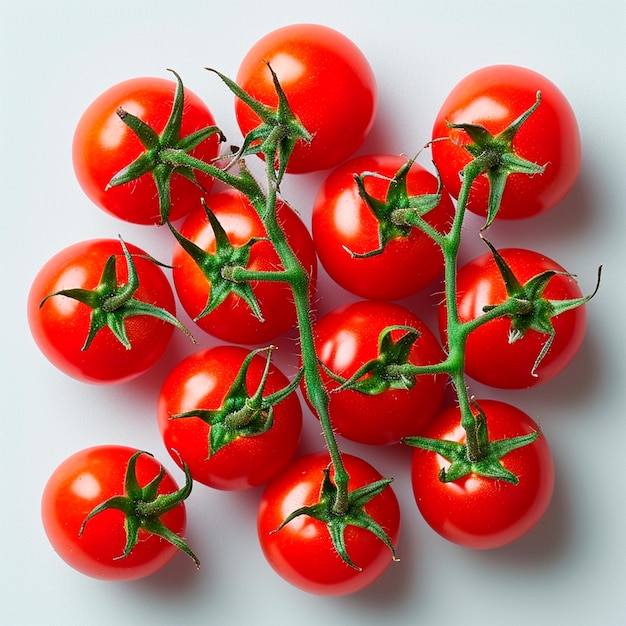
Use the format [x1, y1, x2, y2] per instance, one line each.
[441, 247, 586, 389]
[310, 300, 446, 445]
[257, 451, 400, 595]
[171, 189, 317, 345]
[73, 76, 220, 225]
[235, 23, 377, 173]
[410, 400, 554, 549]
[157, 345, 302, 490]
[431, 65, 581, 220]
[41, 445, 189, 580]
[28, 238, 180, 384]
[312, 154, 454, 300]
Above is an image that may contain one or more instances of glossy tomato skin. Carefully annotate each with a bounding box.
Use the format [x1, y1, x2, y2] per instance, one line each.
[41, 445, 187, 580]
[310, 300, 447, 445]
[73, 77, 220, 224]
[27, 239, 177, 384]
[157, 345, 302, 490]
[312, 155, 455, 300]
[235, 23, 377, 173]
[431, 65, 581, 220]
[440, 248, 586, 389]
[258, 451, 400, 595]
[411, 400, 554, 549]
[172, 189, 317, 345]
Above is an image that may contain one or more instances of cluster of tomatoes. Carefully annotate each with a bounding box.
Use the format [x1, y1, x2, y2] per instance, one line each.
[27, 23, 592, 596]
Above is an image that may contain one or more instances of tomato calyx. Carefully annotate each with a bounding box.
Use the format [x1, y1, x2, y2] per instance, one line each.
[404, 400, 540, 485]
[273, 464, 398, 570]
[168, 200, 269, 323]
[171, 346, 302, 456]
[208, 65, 312, 185]
[79, 450, 199, 567]
[323, 324, 428, 395]
[105, 69, 225, 224]
[347, 155, 444, 258]
[39, 236, 194, 350]
[448, 91, 545, 229]
[475, 238, 602, 377]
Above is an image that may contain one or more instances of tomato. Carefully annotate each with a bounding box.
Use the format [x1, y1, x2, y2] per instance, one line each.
[309, 300, 446, 445]
[431, 65, 581, 220]
[41, 445, 190, 580]
[171, 189, 317, 345]
[157, 345, 302, 490]
[441, 247, 587, 389]
[28, 238, 183, 384]
[312, 154, 455, 300]
[235, 23, 377, 173]
[257, 451, 400, 595]
[73, 76, 220, 225]
[410, 400, 554, 549]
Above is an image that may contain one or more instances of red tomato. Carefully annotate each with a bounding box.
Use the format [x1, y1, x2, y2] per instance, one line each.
[312, 154, 454, 300]
[73, 76, 220, 225]
[441, 247, 586, 389]
[28, 238, 179, 384]
[431, 65, 581, 220]
[157, 345, 302, 490]
[171, 189, 317, 345]
[410, 400, 554, 549]
[41, 445, 189, 580]
[235, 23, 377, 173]
[310, 300, 446, 445]
[258, 451, 400, 595]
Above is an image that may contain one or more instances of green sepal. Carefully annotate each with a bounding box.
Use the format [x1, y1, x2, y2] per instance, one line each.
[39, 236, 195, 350]
[273, 465, 398, 570]
[167, 199, 265, 323]
[347, 155, 443, 259]
[170, 346, 303, 457]
[480, 237, 601, 377]
[449, 91, 545, 229]
[79, 450, 199, 568]
[207, 64, 312, 186]
[106, 69, 225, 223]
[325, 325, 421, 395]
[404, 404, 541, 485]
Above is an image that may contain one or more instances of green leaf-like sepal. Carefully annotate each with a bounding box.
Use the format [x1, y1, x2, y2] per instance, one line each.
[167, 200, 265, 323]
[273, 465, 398, 570]
[79, 450, 199, 568]
[107, 69, 225, 223]
[480, 237, 601, 377]
[326, 325, 421, 395]
[39, 236, 195, 350]
[171, 346, 303, 456]
[449, 91, 545, 229]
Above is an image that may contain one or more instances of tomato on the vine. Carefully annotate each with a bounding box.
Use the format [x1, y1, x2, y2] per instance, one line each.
[312, 155, 455, 300]
[431, 64, 581, 220]
[235, 23, 377, 173]
[309, 300, 446, 445]
[410, 400, 554, 549]
[171, 189, 317, 345]
[157, 345, 302, 490]
[27, 238, 186, 384]
[41, 445, 193, 580]
[73, 76, 220, 225]
[441, 247, 587, 389]
[257, 451, 400, 596]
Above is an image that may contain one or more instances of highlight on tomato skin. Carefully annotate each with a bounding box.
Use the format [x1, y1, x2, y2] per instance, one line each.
[234, 23, 377, 174]
[410, 400, 555, 550]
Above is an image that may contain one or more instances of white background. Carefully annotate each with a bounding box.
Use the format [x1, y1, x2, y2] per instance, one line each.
[2, 1, 625, 624]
